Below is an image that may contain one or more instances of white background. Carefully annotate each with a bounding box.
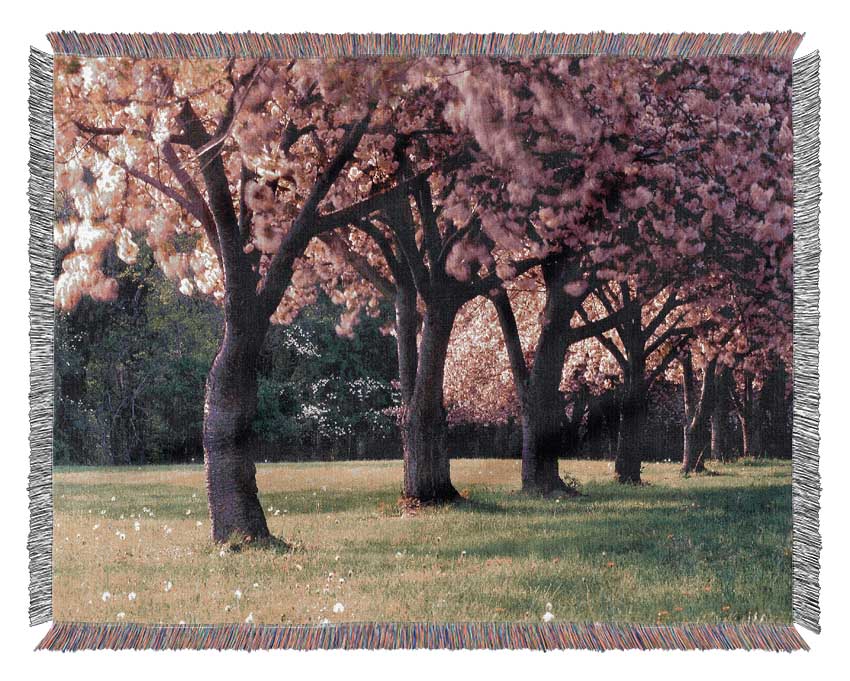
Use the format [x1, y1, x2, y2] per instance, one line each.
[1, 2, 847, 678]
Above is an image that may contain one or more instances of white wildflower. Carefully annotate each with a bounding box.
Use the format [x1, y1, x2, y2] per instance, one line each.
[333, 602, 345, 614]
[245, 612, 254, 624]
[101, 591, 111, 602]
[128, 592, 137, 601]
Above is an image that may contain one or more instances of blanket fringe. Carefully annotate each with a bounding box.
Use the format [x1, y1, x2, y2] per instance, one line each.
[791, 51, 821, 634]
[47, 31, 803, 58]
[37, 622, 809, 652]
[28, 48, 54, 627]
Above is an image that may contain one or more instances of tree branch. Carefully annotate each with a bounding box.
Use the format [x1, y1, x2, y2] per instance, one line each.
[491, 290, 529, 405]
[84, 137, 196, 217]
[176, 100, 248, 292]
[160, 141, 222, 264]
[644, 287, 682, 340]
[645, 322, 692, 359]
[259, 109, 373, 316]
[319, 232, 396, 299]
[576, 304, 628, 370]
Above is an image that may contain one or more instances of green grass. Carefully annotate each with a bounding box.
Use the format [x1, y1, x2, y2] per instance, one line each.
[53, 458, 792, 626]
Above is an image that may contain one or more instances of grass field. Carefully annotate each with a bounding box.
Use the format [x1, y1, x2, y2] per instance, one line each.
[53, 458, 792, 626]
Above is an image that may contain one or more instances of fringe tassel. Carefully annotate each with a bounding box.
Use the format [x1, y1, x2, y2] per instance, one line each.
[791, 51, 821, 634]
[28, 48, 54, 627]
[47, 31, 804, 59]
[37, 622, 809, 652]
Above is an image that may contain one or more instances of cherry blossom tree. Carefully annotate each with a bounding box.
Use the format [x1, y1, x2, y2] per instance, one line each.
[53, 56, 488, 538]
[53, 52, 794, 533]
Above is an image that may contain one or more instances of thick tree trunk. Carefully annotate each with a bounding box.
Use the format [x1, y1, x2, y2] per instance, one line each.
[203, 319, 270, 543]
[615, 383, 646, 483]
[710, 410, 723, 461]
[402, 306, 459, 502]
[520, 264, 576, 495]
[521, 388, 570, 494]
[615, 321, 646, 484]
[491, 279, 574, 495]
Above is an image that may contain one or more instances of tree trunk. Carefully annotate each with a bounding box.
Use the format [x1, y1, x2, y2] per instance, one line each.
[615, 320, 646, 483]
[710, 410, 723, 461]
[681, 353, 715, 474]
[733, 371, 762, 459]
[203, 319, 270, 543]
[615, 382, 646, 483]
[402, 306, 459, 502]
[394, 279, 419, 407]
[710, 370, 730, 461]
[682, 421, 707, 473]
[521, 389, 571, 494]
[491, 281, 574, 495]
[520, 264, 576, 495]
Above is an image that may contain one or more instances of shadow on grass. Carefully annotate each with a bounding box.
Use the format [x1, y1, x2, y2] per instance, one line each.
[460, 481, 791, 563]
[227, 534, 293, 555]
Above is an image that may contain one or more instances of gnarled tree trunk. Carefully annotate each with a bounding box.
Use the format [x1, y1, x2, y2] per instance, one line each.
[203, 315, 270, 543]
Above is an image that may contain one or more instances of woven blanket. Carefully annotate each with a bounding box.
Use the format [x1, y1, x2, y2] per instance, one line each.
[29, 31, 820, 651]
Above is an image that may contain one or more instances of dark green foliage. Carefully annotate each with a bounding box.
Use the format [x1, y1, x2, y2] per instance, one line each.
[54, 249, 401, 464]
[253, 295, 401, 461]
[54, 249, 220, 465]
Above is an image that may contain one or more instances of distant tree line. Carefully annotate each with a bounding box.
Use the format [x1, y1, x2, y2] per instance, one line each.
[55, 247, 790, 466]
[54, 248, 399, 466]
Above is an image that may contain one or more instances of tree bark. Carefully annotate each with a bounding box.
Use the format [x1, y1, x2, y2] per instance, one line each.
[615, 381, 646, 483]
[394, 279, 419, 407]
[709, 369, 730, 461]
[401, 306, 460, 502]
[492, 289, 570, 494]
[614, 298, 646, 483]
[681, 353, 716, 473]
[732, 371, 762, 458]
[203, 316, 270, 543]
[519, 261, 576, 495]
